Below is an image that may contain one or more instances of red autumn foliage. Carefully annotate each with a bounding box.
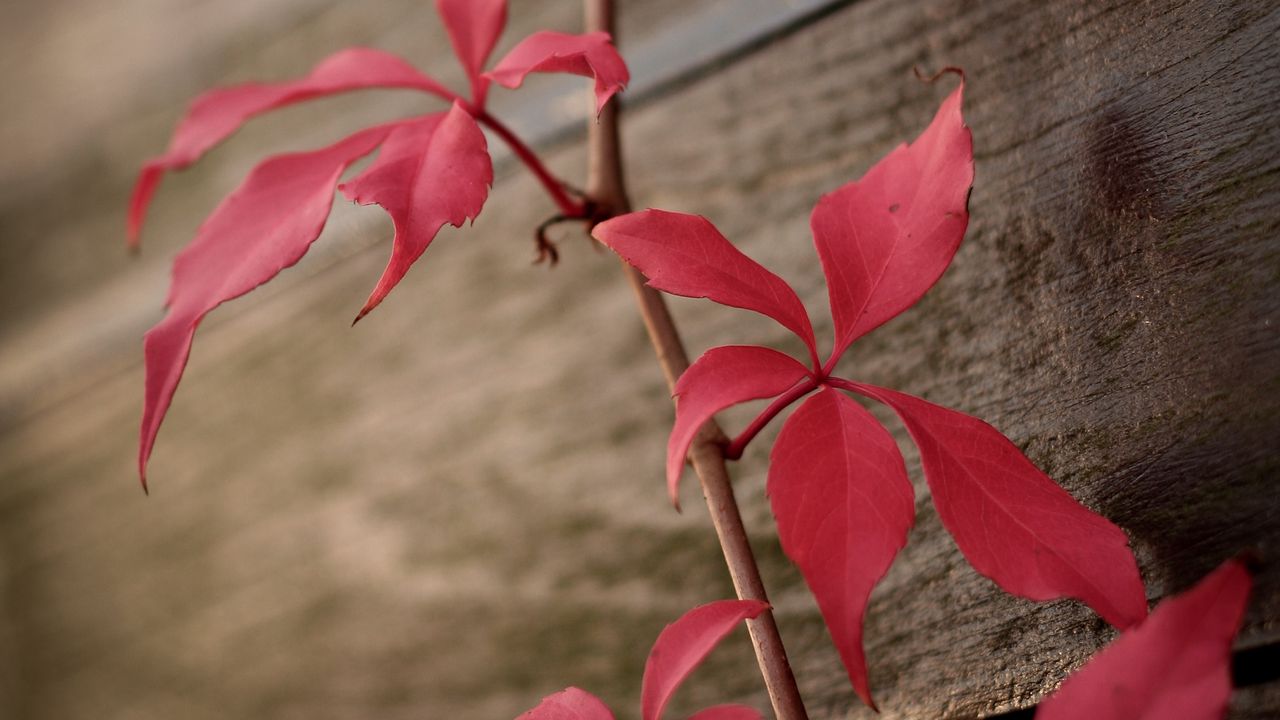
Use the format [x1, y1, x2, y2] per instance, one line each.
[129, 0, 625, 486]
[486, 30, 630, 115]
[1036, 558, 1252, 720]
[517, 600, 767, 720]
[338, 104, 492, 321]
[593, 76, 1148, 708]
[128, 3, 1234, 716]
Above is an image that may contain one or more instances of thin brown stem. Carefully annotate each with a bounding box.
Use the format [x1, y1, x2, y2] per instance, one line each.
[471, 108, 586, 218]
[583, 2, 808, 718]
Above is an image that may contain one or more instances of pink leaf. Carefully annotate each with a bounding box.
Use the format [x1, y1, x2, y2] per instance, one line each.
[811, 76, 973, 363]
[485, 31, 629, 115]
[668, 346, 811, 509]
[768, 388, 914, 709]
[843, 380, 1148, 629]
[517, 687, 615, 720]
[129, 47, 451, 245]
[1037, 559, 1252, 720]
[684, 705, 763, 720]
[140, 124, 397, 488]
[339, 102, 492, 321]
[593, 210, 817, 357]
[436, 0, 507, 106]
[641, 599, 769, 720]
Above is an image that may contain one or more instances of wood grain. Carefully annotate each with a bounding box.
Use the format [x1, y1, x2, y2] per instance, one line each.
[0, 0, 1276, 719]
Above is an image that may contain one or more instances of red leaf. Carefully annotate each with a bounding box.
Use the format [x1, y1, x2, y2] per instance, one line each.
[668, 346, 811, 509]
[139, 124, 396, 487]
[485, 31, 629, 115]
[128, 48, 450, 245]
[593, 210, 817, 357]
[517, 687, 615, 720]
[641, 599, 769, 720]
[339, 102, 492, 321]
[684, 705, 763, 720]
[811, 76, 973, 363]
[768, 388, 914, 709]
[436, 0, 507, 106]
[1037, 559, 1252, 720]
[842, 380, 1148, 629]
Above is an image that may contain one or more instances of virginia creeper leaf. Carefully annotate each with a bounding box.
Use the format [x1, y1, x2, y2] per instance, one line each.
[437, 0, 507, 107]
[1037, 559, 1252, 720]
[641, 599, 769, 720]
[685, 706, 763, 720]
[339, 102, 492, 321]
[812, 77, 973, 362]
[129, 47, 450, 245]
[845, 381, 1148, 629]
[668, 346, 811, 508]
[485, 31, 629, 115]
[140, 124, 397, 486]
[517, 687, 616, 720]
[768, 388, 914, 709]
[593, 210, 817, 355]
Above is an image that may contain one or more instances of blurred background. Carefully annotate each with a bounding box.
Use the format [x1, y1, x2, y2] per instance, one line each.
[1, 1, 1276, 719]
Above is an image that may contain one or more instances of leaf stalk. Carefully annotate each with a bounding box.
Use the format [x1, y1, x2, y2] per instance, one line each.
[724, 378, 820, 460]
[470, 108, 587, 218]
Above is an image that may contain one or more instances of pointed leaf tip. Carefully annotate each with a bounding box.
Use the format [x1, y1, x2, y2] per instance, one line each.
[485, 31, 629, 114]
[127, 163, 164, 247]
[1037, 559, 1252, 720]
[768, 388, 914, 708]
[641, 599, 769, 720]
[340, 104, 492, 319]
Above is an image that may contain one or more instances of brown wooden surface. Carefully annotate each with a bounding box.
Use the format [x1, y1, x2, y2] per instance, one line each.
[1, 1, 1277, 718]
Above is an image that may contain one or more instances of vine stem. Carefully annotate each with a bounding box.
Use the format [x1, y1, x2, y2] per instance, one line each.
[582, 2, 808, 718]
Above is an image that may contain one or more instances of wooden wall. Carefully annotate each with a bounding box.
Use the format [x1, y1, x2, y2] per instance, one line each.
[1, 1, 1276, 718]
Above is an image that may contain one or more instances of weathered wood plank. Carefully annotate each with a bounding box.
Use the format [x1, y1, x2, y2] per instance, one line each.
[0, 0, 1276, 719]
